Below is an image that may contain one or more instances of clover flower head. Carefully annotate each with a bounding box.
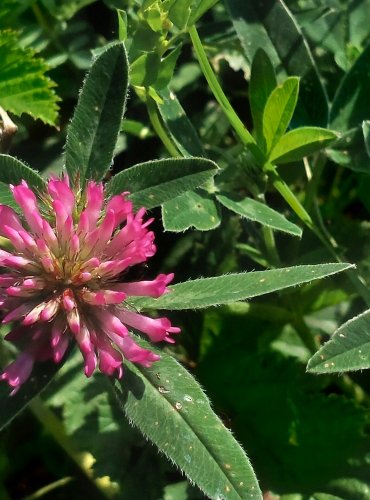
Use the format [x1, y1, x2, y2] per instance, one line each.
[0, 176, 180, 394]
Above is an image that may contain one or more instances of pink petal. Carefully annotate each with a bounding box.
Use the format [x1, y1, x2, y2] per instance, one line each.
[118, 336, 160, 367]
[47, 179, 75, 215]
[3, 302, 36, 324]
[115, 273, 174, 298]
[106, 193, 132, 226]
[117, 309, 180, 343]
[0, 205, 24, 234]
[0, 352, 34, 395]
[52, 334, 69, 363]
[11, 184, 43, 235]
[81, 290, 126, 305]
[81, 181, 104, 231]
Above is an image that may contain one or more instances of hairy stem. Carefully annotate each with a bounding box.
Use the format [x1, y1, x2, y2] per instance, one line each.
[189, 25, 263, 162]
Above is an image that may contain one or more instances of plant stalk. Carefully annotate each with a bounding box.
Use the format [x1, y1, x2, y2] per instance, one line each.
[146, 97, 180, 158]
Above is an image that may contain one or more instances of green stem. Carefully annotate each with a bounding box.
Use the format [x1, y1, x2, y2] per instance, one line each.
[23, 477, 73, 500]
[338, 374, 370, 406]
[266, 160, 370, 304]
[146, 97, 180, 158]
[291, 315, 320, 354]
[29, 398, 114, 499]
[188, 25, 264, 162]
[264, 162, 314, 229]
[262, 226, 280, 267]
[189, 26, 313, 229]
[189, 24, 370, 309]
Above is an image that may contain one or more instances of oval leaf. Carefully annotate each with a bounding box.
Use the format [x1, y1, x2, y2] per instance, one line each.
[162, 190, 221, 232]
[65, 42, 129, 184]
[307, 309, 370, 374]
[131, 263, 353, 310]
[263, 77, 299, 155]
[217, 193, 302, 237]
[270, 127, 337, 164]
[106, 158, 218, 210]
[112, 340, 262, 499]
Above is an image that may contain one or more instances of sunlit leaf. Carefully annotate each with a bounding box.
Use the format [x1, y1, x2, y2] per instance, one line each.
[112, 339, 262, 499]
[131, 263, 353, 310]
[307, 309, 370, 373]
[262, 77, 299, 154]
[225, 0, 328, 126]
[270, 127, 337, 164]
[162, 190, 221, 232]
[106, 158, 219, 210]
[65, 42, 129, 184]
[249, 48, 277, 145]
[158, 89, 205, 157]
[216, 194, 302, 237]
[0, 29, 59, 125]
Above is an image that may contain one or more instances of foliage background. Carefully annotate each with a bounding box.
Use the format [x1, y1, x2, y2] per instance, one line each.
[0, 0, 370, 499]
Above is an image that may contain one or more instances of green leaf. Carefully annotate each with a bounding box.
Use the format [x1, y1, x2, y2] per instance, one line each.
[262, 77, 299, 154]
[41, 0, 96, 20]
[330, 43, 370, 131]
[249, 48, 277, 145]
[162, 190, 221, 232]
[155, 45, 182, 90]
[106, 158, 218, 210]
[168, 0, 192, 29]
[158, 89, 205, 157]
[112, 339, 262, 500]
[325, 478, 370, 500]
[302, 0, 369, 73]
[362, 120, 370, 158]
[327, 126, 370, 173]
[0, 30, 59, 125]
[143, 4, 163, 32]
[131, 263, 353, 310]
[224, 0, 328, 126]
[117, 9, 128, 41]
[0, 183, 18, 211]
[65, 42, 129, 184]
[0, 154, 45, 190]
[188, 0, 220, 26]
[130, 52, 160, 87]
[43, 351, 171, 496]
[307, 309, 370, 374]
[0, 352, 70, 431]
[269, 127, 337, 164]
[198, 326, 370, 494]
[216, 194, 302, 237]
[129, 21, 162, 59]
